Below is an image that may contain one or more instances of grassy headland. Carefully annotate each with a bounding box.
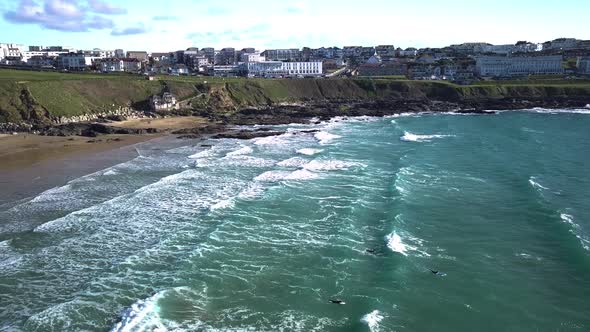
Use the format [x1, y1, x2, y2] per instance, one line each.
[1, 68, 590, 124]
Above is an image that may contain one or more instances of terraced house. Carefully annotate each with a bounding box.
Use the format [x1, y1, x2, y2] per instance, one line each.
[476, 55, 563, 77]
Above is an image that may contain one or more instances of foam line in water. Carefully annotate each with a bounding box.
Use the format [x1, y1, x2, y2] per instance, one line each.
[528, 176, 549, 191]
[497, 108, 590, 115]
[400, 131, 454, 142]
[254, 169, 318, 182]
[559, 213, 590, 251]
[303, 160, 365, 171]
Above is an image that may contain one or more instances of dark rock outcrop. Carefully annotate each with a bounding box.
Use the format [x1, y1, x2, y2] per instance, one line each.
[39, 123, 160, 137]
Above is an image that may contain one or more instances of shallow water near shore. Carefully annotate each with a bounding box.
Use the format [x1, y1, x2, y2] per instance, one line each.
[1, 109, 590, 331]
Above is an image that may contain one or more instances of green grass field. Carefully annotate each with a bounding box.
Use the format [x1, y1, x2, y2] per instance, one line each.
[1, 68, 589, 123]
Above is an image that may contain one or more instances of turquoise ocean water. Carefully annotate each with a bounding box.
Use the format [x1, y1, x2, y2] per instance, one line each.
[1, 109, 590, 331]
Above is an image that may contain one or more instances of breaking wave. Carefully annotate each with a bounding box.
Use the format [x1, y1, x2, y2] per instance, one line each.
[400, 131, 454, 142]
[529, 176, 549, 191]
[362, 310, 385, 332]
[227, 145, 253, 156]
[386, 231, 430, 257]
[314, 131, 341, 145]
[296, 148, 323, 156]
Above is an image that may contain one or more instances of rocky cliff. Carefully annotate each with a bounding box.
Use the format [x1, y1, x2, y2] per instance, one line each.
[1, 76, 589, 127]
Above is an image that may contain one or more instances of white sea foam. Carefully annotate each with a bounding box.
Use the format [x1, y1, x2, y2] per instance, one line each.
[296, 148, 323, 156]
[511, 108, 590, 115]
[386, 232, 408, 256]
[277, 157, 308, 167]
[253, 134, 289, 146]
[111, 292, 165, 332]
[30, 184, 73, 203]
[188, 149, 211, 159]
[516, 252, 543, 261]
[227, 145, 253, 156]
[103, 169, 118, 176]
[362, 310, 385, 332]
[223, 156, 277, 168]
[303, 159, 365, 171]
[529, 177, 549, 190]
[285, 169, 318, 180]
[254, 169, 318, 182]
[210, 198, 234, 211]
[238, 183, 265, 199]
[254, 171, 292, 182]
[390, 112, 427, 118]
[559, 213, 589, 251]
[386, 231, 430, 257]
[400, 131, 454, 142]
[560, 213, 576, 227]
[314, 131, 341, 145]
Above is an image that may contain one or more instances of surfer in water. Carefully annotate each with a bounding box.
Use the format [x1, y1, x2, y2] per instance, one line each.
[330, 299, 346, 305]
[429, 269, 446, 276]
[365, 248, 384, 256]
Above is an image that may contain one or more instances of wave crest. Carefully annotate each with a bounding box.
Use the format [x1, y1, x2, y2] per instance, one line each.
[400, 131, 454, 142]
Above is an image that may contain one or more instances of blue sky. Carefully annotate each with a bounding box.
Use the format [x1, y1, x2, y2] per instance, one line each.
[0, 0, 588, 51]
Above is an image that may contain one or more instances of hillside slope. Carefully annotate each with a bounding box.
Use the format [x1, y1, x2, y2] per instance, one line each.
[1, 69, 589, 124]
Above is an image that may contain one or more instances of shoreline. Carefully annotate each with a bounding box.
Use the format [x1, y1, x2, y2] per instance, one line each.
[1, 105, 588, 205]
[0, 116, 210, 205]
[0, 134, 164, 205]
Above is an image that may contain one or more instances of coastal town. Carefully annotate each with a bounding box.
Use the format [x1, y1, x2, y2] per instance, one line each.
[1, 38, 590, 83]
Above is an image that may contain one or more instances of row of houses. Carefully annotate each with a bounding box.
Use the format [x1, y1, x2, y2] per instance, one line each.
[3, 40, 590, 80]
[354, 54, 590, 82]
[475, 55, 564, 77]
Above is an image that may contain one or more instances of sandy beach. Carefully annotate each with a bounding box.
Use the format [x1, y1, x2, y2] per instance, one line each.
[0, 116, 211, 204]
[0, 116, 209, 171]
[0, 134, 156, 171]
[110, 116, 208, 130]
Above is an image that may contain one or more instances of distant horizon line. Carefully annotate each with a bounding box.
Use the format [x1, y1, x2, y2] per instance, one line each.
[3, 37, 589, 53]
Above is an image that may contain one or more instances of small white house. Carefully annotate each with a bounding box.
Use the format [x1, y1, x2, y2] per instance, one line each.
[150, 92, 179, 111]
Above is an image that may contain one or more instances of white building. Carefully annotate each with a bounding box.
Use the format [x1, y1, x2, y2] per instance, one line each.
[0, 43, 25, 60]
[57, 53, 102, 70]
[85, 48, 116, 58]
[22, 50, 69, 63]
[476, 55, 563, 77]
[241, 52, 265, 63]
[247, 61, 323, 77]
[150, 93, 179, 111]
[99, 58, 141, 72]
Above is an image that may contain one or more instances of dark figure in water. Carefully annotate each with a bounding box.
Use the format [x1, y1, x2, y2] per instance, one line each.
[430, 269, 446, 276]
[330, 299, 346, 305]
[365, 249, 377, 254]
